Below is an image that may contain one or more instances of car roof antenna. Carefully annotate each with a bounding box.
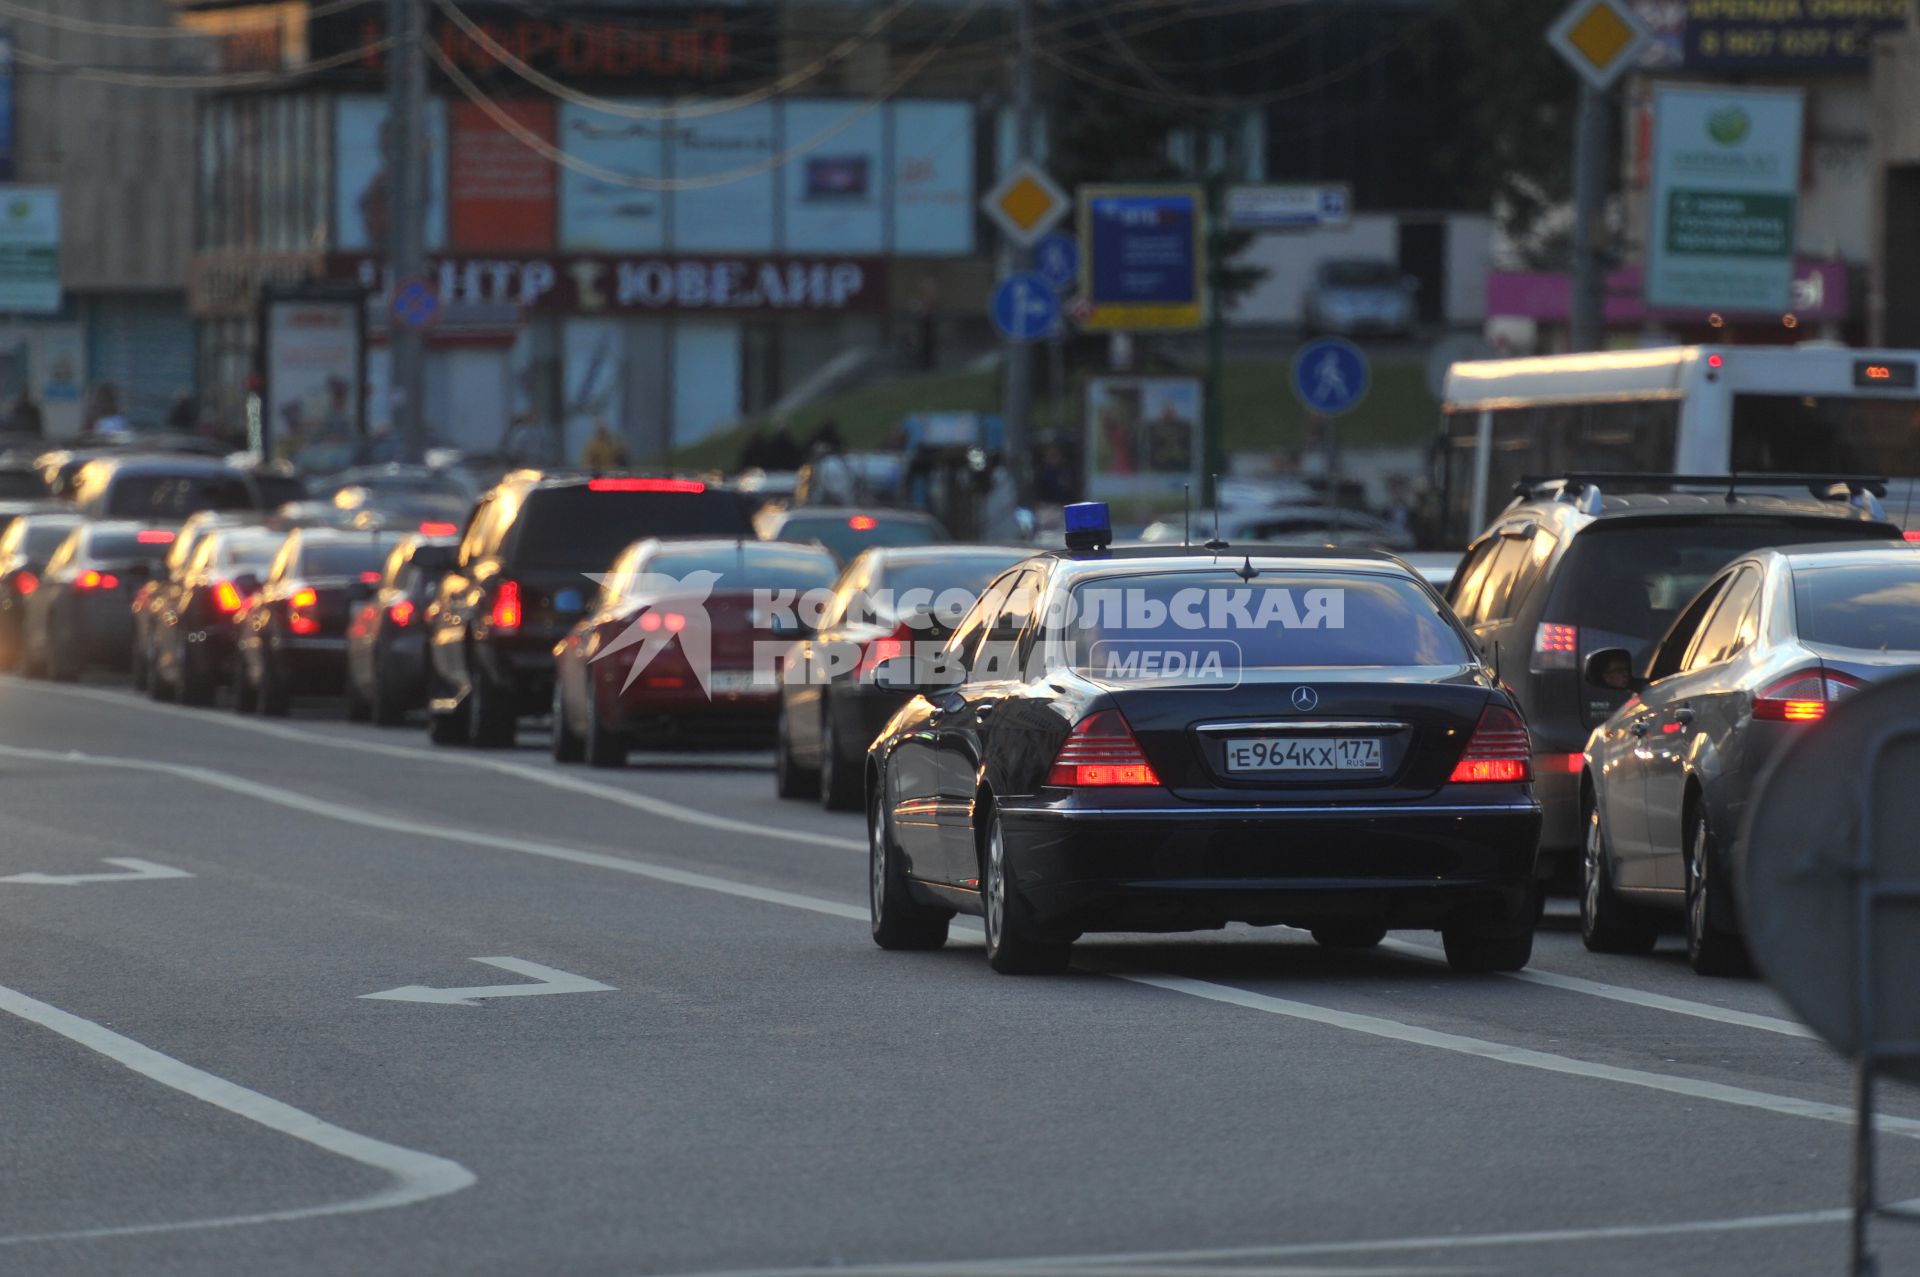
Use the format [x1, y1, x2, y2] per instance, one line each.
[1203, 473, 1228, 554]
[1183, 483, 1191, 549]
[1236, 554, 1259, 582]
[1726, 471, 1739, 504]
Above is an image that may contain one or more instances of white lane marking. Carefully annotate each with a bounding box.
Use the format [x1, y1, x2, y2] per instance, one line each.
[0, 978, 473, 1247]
[3, 678, 866, 851]
[361, 956, 615, 1007]
[1379, 938, 1818, 1040]
[0, 744, 866, 924]
[0, 857, 193, 886]
[1109, 969, 1920, 1139]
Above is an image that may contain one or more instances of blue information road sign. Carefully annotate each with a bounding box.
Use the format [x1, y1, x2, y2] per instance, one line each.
[1034, 232, 1078, 290]
[390, 277, 441, 330]
[1291, 337, 1370, 417]
[990, 272, 1060, 343]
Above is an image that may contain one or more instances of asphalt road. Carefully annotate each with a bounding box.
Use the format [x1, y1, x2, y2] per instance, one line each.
[2, 674, 1916, 1277]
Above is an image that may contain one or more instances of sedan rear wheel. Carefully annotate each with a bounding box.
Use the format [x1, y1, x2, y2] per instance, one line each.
[550, 679, 584, 763]
[869, 793, 948, 950]
[583, 683, 627, 769]
[819, 710, 862, 812]
[178, 643, 214, 708]
[1580, 802, 1658, 955]
[774, 702, 818, 799]
[982, 809, 1070, 975]
[1685, 808, 1750, 977]
[233, 653, 258, 714]
[1441, 927, 1533, 973]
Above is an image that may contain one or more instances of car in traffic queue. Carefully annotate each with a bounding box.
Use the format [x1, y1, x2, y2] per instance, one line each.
[130, 509, 264, 692]
[775, 542, 1030, 810]
[752, 505, 948, 565]
[69, 454, 261, 525]
[1138, 506, 1417, 553]
[552, 538, 839, 767]
[427, 472, 755, 749]
[1580, 541, 1920, 975]
[0, 509, 79, 671]
[344, 532, 458, 726]
[146, 525, 286, 706]
[233, 527, 403, 716]
[20, 521, 179, 681]
[1447, 473, 1900, 886]
[865, 503, 1543, 975]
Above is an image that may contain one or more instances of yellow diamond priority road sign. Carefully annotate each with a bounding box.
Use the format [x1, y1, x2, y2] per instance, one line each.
[1547, 0, 1650, 92]
[982, 160, 1070, 249]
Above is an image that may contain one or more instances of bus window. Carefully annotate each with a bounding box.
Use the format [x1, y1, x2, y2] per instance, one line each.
[1731, 395, 1920, 476]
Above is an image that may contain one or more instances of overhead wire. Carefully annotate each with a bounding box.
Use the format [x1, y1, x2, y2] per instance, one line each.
[426, 0, 990, 193]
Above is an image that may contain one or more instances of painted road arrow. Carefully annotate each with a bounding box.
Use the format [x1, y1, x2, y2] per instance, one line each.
[0, 858, 193, 886]
[359, 957, 615, 1008]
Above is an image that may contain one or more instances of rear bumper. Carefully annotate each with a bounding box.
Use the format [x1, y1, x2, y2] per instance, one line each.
[995, 799, 1541, 934]
[603, 671, 780, 741]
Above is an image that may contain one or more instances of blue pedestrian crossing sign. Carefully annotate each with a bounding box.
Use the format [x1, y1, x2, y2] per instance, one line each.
[990, 272, 1060, 343]
[1291, 337, 1370, 417]
[1034, 232, 1078, 290]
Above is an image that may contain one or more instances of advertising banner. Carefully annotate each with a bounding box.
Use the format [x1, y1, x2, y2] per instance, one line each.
[1683, 0, 1906, 69]
[1079, 186, 1206, 331]
[334, 96, 447, 251]
[450, 98, 555, 251]
[669, 102, 778, 252]
[1085, 376, 1203, 500]
[890, 100, 975, 256]
[0, 186, 59, 313]
[1646, 84, 1803, 314]
[783, 100, 885, 253]
[557, 101, 667, 251]
[263, 296, 364, 447]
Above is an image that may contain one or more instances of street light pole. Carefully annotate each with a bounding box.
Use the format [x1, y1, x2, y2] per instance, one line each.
[1569, 82, 1612, 353]
[386, 0, 429, 461]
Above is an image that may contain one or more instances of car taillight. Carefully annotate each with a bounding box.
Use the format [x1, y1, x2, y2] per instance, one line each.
[848, 514, 878, 531]
[419, 521, 458, 537]
[289, 586, 321, 635]
[1754, 670, 1865, 722]
[636, 609, 686, 634]
[76, 570, 120, 591]
[587, 477, 704, 493]
[858, 620, 915, 678]
[136, 529, 175, 545]
[14, 570, 37, 595]
[212, 581, 245, 614]
[491, 580, 522, 630]
[1047, 709, 1161, 787]
[1450, 703, 1532, 783]
[1529, 622, 1578, 672]
[1904, 530, 1920, 543]
[360, 571, 382, 584]
[388, 599, 415, 627]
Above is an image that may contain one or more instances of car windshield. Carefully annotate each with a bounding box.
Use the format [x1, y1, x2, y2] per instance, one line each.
[105, 472, 254, 519]
[1793, 560, 1920, 651]
[508, 488, 754, 569]
[1554, 519, 1891, 643]
[880, 551, 1029, 599]
[777, 513, 942, 562]
[644, 544, 840, 592]
[1067, 570, 1470, 671]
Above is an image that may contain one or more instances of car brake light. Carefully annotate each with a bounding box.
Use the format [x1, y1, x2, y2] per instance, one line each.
[388, 599, 415, 627]
[858, 620, 916, 679]
[136, 529, 175, 544]
[1047, 709, 1161, 787]
[212, 581, 245, 614]
[419, 521, 458, 537]
[1754, 669, 1865, 722]
[848, 514, 878, 531]
[360, 570, 382, 584]
[587, 477, 704, 493]
[1904, 530, 1920, 543]
[491, 579, 522, 630]
[1529, 622, 1578, 671]
[14, 570, 37, 595]
[76, 570, 119, 591]
[1450, 703, 1532, 783]
[288, 585, 321, 635]
[636, 610, 686, 633]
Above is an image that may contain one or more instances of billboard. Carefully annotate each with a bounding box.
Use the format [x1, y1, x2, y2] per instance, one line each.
[1079, 186, 1206, 331]
[0, 186, 59, 313]
[450, 98, 555, 251]
[1684, 0, 1906, 69]
[557, 101, 667, 251]
[1085, 376, 1203, 500]
[783, 100, 884, 253]
[334, 96, 447, 251]
[891, 100, 975, 256]
[1646, 85, 1803, 314]
[668, 102, 778, 252]
[262, 295, 364, 451]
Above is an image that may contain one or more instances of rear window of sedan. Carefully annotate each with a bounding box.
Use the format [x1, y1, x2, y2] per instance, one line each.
[1066, 570, 1470, 670]
[644, 544, 840, 592]
[85, 531, 175, 563]
[104, 472, 255, 519]
[300, 541, 396, 578]
[1793, 560, 1920, 652]
[773, 513, 943, 562]
[508, 488, 754, 569]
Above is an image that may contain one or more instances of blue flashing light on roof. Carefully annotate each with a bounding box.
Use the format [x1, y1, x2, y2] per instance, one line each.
[1063, 502, 1113, 552]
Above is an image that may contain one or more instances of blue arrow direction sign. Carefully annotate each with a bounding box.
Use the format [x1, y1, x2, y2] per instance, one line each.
[1291, 337, 1371, 417]
[390, 277, 442, 330]
[990, 272, 1061, 343]
[1034, 231, 1078, 290]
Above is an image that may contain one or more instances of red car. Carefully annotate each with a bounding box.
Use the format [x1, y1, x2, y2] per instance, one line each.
[552, 538, 839, 767]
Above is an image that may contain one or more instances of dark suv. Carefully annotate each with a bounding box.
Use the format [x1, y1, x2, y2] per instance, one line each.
[425, 472, 755, 747]
[1446, 473, 1901, 880]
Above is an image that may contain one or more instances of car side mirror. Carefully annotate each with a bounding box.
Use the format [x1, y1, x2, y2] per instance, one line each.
[1584, 647, 1644, 693]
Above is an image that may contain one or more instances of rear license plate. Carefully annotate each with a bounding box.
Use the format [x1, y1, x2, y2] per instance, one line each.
[1225, 737, 1382, 772]
[709, 670, 769, 694]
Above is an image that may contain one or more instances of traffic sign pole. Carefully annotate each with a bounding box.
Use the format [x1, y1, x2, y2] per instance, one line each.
[1570, 82, 1611, 353]
[1001, 0, 1038, 504]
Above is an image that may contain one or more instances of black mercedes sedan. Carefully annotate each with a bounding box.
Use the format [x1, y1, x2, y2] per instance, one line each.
[865, 510, 1543, 975]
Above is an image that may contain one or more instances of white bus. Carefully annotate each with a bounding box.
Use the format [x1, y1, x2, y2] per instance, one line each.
[1436, 345, 1920, 544]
